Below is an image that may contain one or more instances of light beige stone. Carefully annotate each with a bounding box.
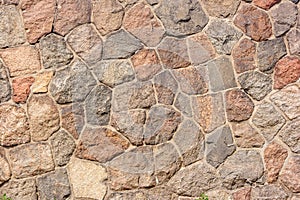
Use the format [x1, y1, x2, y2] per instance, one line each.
[32, 71, 53, 93]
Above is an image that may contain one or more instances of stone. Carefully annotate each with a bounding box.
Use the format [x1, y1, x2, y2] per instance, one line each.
[201, 0, 241, 18]
[37, 168, 71, 200]
[193, 93, 226, 133]
[232, 38, 256, 73]
[273, 56, 300, 89]
[131, 49, 162, 81]
[253, 0, 280, 10]
[32, 71, 53, 93]
[206, 19, 242, 54]
[40, 33, 73, 69]
[174, 92, 193, 117]
[0, 104, 30, 146]
[290, 0, 300, 3]
[0, 45, 41, 77]
[61, 104, 84, 139]
[92, 0, 124, 35]
[251, 185, 288, 200]
[153, 70, 178, 105]
[206, 125, 236, 168]
[54, 0, 91, 35]
[0, 5, 26, 48]
[252, 101, 286, 141]
[50, 60, 97, 103]
[154, 0, 208, 36]
[93, 60, 135, 87]
[67, 24, 103, 66]
[85, 85, 112, 126]
[219, 150, 264, 189]
[124, 3, 165, 47]
[238, 71, 273, 101]
[233, 187, 251, 200]
[8, 143, 54, 178]
[103, 29, 143, 59]
[234, 5, 272, 41]
[0, 178, 37, 200]
[28, 95, 60, 141]
[50, 130, 76, 166]
[21, 0, 56, 43]
[0, 148, 11, 185]
[206, 190, 233, 200]
[231, 121, 265, 148]
[68, 158, 107, 199]
[280, 155, 300, 193]
[264, 142, 288, 183]
[206, 56, 237, 92]
[146, 0, 158, 5]
[278, 117, 300, 153]
[157, 37, 190, 69]
[117, 0, 139, 6]
[287, 29, 300, 56]
[225, 89, 254, 122]
[75, 126, 129, 163]
[173, 66, 209, 95]
[12, 76, 34, 103]
[0, 62, 11, 102]
[2, 0, 19, 5]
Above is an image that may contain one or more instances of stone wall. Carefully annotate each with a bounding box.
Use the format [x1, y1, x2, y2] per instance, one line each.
[0, 0, 299, 199]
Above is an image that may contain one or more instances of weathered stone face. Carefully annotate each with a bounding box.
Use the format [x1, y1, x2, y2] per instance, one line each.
[278, 117, 300, 153]
[12, 76, 34, 103]
[0, 62, 11, 103]
[251, 185, 288, 200]
[0, 178, 37, 200]
[253, 0, 280, 10]
[0, 148, 11, 185]
[287, 29, 300, 56]
[32, 71, 53, 94]
[279, 155, 300, 193]
[201, 0, 241, 18]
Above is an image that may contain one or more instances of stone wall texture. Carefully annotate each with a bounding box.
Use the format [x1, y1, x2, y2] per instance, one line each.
[0, 0, 299, 199]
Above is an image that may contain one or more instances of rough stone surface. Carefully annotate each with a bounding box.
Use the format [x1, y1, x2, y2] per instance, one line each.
[201, 0, 241, 18]
[287, 29, 300, 56]
[0, 178, 37, 200]
[233, 187, 251, 200]
[0, 149, 11, 185]
[0, 62, 11, 102]
[32, 71, 53, 93]
[253, 0, 280, 10]
[278, 117, 300, 153]
[61, 103, 84, 139]
[279, 155, 300, 193]
[12, 76, 34, 103]
[251, 185, 288, 200]
[174, 92, 193, 117]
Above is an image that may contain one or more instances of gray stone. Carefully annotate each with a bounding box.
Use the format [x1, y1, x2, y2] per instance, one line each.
[40, 33, 73, 69]
[206, 19, 242, 54]
[238, 71, 273, 101]
[251, 185, 288, 200]
[0, 178, 37, 200]
[174, 92, 193, 117]
[287, 29, 300, 56]
[103, 29, 143, 59]
[290, 0, 299, 3]
[279, 117, 300, 153]
[0, 148, 11, 185]
[201, 0, 241, 18]
[0, 62, 11, 103]
[206, 125, 236, 168]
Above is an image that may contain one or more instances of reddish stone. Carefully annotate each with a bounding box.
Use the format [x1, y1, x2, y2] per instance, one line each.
[233, 187, 251, 200]
[61, 104, 84, 140]
[280, 155, 300, 193]
[12, 77, 34, 103]
[253, 0, 280, 10]
[274, 56, 300, 89]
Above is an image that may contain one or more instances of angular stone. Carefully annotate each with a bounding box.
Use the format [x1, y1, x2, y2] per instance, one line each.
[280, 155, 300, 193]
[252, 102, 286, 141]
[201, 0, 241, 18]
[103, 29, 142, 59]
[32, 71, 53, 93]
[21, 0, 55, 43]
[232, 38, 256, 73]
[278, 117, 300, 153]
[0, 178, 37, 200]
[93, 60, 135, 87]
[238, 71, 272, 101]
[67, 24, 103, 66]
[131, 49, 162, 81]
[233, 187, 251, 200]
[234, 5, 272, 41]
[8, 143, 54, 178]
[273, 56, 300, 89]
[61, 104, 84, 139]
[0, 5, 25, 48]
[68, 158, 107, 199]
[206, 190, 233, 200]
[225, 89, 254, 122]
[264, 142, 288, 183]
[92, 0, 124, 36]
[287, 29, 300, 56]
[54, 0, 91, 35]
[0, 104, 30, 146]
[193, 93, 226, 133]
[37, 168, 71, 200]
[157, 37, 190, 69]
[12, 76, 34, 103]
[154, 0, 208, 36]
[50, 130, 76, 166]
[251, 185, 288, 200]
[0, 148, 11, 185]
[0, 62, 11, 103]
[0, 46, 41, 77]
[124, 3, 165, 47]
[206, 19, 242, 54]
[206, 56, 237, 92]
[40, 33, 73, 69]
[253, 0, 280, 10]
[28, 95, 60, 141]
[174, 92, 193, 117]
[219, 150, 264, 189]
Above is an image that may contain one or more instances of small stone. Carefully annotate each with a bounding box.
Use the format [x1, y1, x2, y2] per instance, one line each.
[131, 49, 162, 81]
[157, 37, 190, 69]
[68, 158, 107, 199]
[54, 0, 91, 35]
[253, 0, 280, 10]
[287, 29, 300, 56]
[0, 104, 30, 146]
[12, 76, 34, 103]
[273, 56, 300, 89]
[238, 71, 272, 101]
[206, 125, 236, 168]
[206, 19, 242, 54]
[280, 155, 300, 193]
[174, 92, 193, 117]
[37, 168, 71, 200]
[232, 38, 256, 73]
[50, 130, 76, 166]
[233, 187, 251, 200]
[124, 2, 165, 47]
[193, 93, 226, 133]
[0, 148, 11, 185]
[40, 33, 73, 69]
[278, 117, 300, 153]
[0, 62, 11, 103]
[8, 143, 55, 178]
[93, 60, 135, 87]
[92, 0, 124, 36]
[251, 185, 288, 199]
[67, 24, 103, 66]
[32, 71, 53, 93]
[0, 46, 41, 77]
[201, 0, 241, 18]
[0, 178, 37, 200]
[61, 103, 84, 139]
[234, 5, 272, 41]
[75, 126, 129, 163]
